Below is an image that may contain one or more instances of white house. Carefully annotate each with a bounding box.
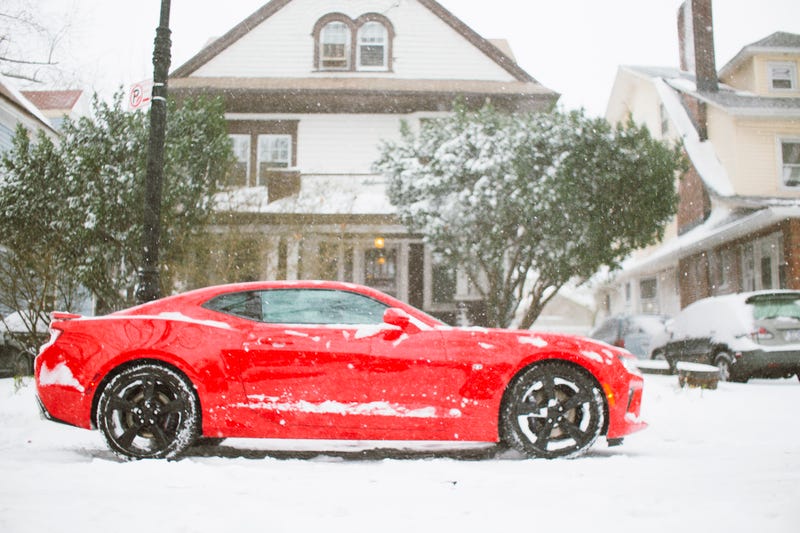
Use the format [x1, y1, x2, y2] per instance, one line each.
[169, 0, 558, 324]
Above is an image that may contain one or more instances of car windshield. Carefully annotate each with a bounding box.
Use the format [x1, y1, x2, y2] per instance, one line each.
[750, 296, 800, 322]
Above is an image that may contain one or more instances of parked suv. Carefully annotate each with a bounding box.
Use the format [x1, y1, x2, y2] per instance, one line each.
[650, 291, 800, 382]
[589, 314, 669, 359]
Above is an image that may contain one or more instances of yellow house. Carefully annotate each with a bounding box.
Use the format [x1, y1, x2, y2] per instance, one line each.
[599, 0, 799, 321]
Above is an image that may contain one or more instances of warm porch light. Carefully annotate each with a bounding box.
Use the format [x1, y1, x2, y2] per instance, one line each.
[374, 236, 385, 249]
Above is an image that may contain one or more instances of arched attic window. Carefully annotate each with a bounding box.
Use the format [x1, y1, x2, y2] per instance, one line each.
[356, 18, 391, 70]
[316, 15, 353, 70]
[313, 14, 393, 72]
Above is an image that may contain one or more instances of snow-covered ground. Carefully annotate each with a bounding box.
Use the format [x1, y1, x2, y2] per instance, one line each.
[1, 374, 798, 532]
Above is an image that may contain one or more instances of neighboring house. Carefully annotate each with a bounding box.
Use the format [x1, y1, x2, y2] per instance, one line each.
[0, 73, 58, 152]
[597, 0, 800, 322]
[169, 0, 557, 324]
[20, 89, 89, 130]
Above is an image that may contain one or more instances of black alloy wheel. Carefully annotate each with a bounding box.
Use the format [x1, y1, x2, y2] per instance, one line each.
[501, 362, 605, 459]
[96, 363, 199, 460]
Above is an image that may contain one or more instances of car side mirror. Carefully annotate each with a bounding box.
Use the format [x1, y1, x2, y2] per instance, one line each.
[383, 307, 411, 329]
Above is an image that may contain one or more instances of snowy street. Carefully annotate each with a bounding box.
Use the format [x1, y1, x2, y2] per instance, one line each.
[1, 373, 798, 532]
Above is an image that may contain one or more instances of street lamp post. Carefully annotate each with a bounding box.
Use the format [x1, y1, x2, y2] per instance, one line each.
[135, 0, 172, 304]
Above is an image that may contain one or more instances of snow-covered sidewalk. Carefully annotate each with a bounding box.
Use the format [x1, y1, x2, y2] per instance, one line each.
[1, 374, 798, 532]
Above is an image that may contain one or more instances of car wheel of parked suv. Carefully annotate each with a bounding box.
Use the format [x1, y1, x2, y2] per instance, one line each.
[714, 353, 733, 382]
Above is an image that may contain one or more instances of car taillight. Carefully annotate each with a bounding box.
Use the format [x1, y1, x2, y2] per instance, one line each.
[751, 327, 774, 341]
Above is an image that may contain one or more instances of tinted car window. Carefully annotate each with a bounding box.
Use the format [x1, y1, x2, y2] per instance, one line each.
[204, 291, 262, 321]
[262, 289, 388, 324]
[205, 289, 388, 325]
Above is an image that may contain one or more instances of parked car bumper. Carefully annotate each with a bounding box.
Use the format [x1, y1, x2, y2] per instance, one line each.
[734, 348, 800, 378]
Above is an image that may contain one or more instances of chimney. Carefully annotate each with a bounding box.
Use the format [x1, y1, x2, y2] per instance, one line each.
[677, 0, 718, 92]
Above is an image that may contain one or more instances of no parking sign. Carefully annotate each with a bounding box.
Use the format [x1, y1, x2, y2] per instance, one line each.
[128, 80, 153, 110]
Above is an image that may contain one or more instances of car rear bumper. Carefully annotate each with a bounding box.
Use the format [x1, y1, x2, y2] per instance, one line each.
[735, 348, 800, 378]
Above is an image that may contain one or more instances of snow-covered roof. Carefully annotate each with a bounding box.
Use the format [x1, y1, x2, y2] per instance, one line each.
[20, 90, 83, 112]
[214, 174, 395, 216]
[0, 73, 58, 134]
[719, 31, 800, 80]
[653, 77, 735, 197]
[615, 204, 800, 278]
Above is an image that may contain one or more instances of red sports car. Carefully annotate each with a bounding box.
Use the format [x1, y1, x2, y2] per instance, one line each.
[35, 281, 646, 460]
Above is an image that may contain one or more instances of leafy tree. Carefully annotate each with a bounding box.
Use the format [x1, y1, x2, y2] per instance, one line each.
[375, 105, 684, 328]
[58, 93, 233, 311]
[0, 128, 82, 353]
[0, 93, 234, 352]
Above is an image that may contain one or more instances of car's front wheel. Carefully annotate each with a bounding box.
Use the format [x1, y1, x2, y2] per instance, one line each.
[96, 363, 199, 460]
[500, 362, 605, 459]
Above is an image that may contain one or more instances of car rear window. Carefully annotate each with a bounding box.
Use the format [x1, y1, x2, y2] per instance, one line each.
[750, 296, 800, 321]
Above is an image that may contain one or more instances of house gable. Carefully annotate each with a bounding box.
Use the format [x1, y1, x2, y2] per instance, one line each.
[719, 32, 800, 97]
[171, 0, 536, 83]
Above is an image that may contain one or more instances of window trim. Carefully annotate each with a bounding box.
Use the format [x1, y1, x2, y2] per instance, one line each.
[228, 134, 251, 188]
[312, 13, 394, 72]
[768, 61, 797, 92]
[778, 137, 800, 188]
[356, 20, 388, 70]
[257, 134, 292, 185]
[226, 120, 298, 189]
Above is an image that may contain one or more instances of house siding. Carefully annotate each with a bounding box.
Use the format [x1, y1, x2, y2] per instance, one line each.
[193, 0, 516, 82]
[712, 112, 800, 198]
[295, 114, 404, 174]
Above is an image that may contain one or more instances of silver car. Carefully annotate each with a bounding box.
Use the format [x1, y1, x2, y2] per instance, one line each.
[650, 291, 800, 382]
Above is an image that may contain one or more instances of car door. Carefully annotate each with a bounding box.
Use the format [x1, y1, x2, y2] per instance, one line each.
[234, 288, 383, 437]
[363, 313, 461, 439]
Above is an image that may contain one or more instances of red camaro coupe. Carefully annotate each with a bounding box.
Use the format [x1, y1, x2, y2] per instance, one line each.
[35, 281, 646, 460]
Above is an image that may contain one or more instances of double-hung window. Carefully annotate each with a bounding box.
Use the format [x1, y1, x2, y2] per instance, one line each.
[769, 62, 797, 91]
[781, 139, 800, 187]
[315, 14, 392, 72]
[320, 21, 350, 70]
[257, 134, 291, 186]
[357, 21, 388, 69]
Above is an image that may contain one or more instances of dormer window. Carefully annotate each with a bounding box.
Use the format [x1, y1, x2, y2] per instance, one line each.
[320, 21, 351, 70]
[357, 21, 388, 69]
[314, 14, 393, 72]
[769, 62, 797, 91]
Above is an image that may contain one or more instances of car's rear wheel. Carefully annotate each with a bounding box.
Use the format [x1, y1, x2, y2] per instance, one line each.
[500, 362, 605, 459]
[96, 363, 199, 460]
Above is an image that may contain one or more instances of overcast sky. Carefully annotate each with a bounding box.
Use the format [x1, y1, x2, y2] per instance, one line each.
[37, 0, 800, 116]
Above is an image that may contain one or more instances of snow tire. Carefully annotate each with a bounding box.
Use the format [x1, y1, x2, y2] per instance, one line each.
[500, 362, 605, 459]
[96, 363, 199, 460]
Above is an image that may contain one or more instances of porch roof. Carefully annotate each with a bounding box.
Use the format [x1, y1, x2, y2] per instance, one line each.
[214, 174, 395, 216]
